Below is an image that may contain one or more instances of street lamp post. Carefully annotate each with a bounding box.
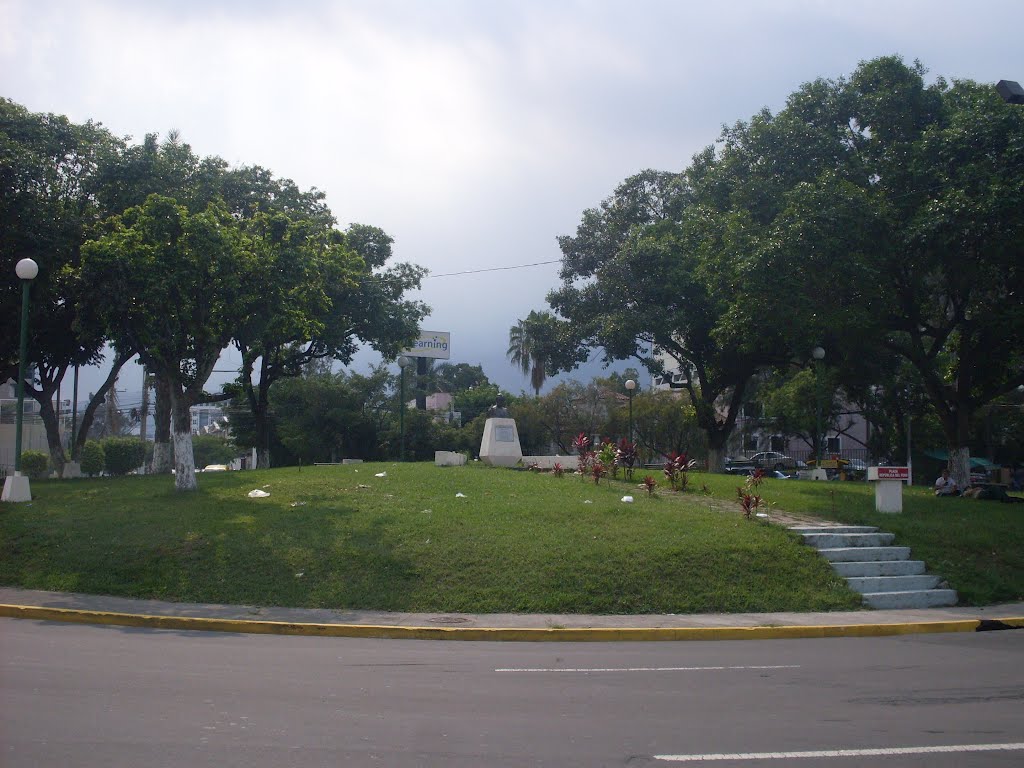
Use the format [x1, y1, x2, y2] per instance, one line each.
[2, 258, 39, 503]
[398, 355, 412, 461]
[625, 379, 636, 444]
[812, 346, 825, 465]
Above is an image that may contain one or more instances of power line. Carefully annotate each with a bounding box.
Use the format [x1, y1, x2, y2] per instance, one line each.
[425, 259, 562, 279]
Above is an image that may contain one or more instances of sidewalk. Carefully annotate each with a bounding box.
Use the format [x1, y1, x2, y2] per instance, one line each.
[2, 587, 1023, 641]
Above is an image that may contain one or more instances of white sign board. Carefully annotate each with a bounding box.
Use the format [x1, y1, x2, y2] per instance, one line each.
[402, 330, 451, 359]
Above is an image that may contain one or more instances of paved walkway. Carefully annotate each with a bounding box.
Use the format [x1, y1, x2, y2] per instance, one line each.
[2, 587, 1022, 642]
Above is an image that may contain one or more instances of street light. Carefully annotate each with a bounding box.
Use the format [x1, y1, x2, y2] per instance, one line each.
[624, 379, 636, 444]
[397, 355, 412, 461]
[2, 258, 39, 503]
[812, 346, 825, 465]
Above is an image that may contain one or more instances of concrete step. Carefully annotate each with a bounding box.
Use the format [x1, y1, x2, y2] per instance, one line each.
[789, 525, 879, 534]
[819, 546, 911, 562]
[801, 532, 896, 549]
[862, 589, 958, 610]
[846, 574, 941, 593]
[831, 560, 927, 577]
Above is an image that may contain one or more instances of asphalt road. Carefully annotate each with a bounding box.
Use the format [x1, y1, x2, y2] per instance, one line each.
[2, 618, 1023, 767]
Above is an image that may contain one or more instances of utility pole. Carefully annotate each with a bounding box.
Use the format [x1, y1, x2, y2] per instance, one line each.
[140, 366, 150, 443]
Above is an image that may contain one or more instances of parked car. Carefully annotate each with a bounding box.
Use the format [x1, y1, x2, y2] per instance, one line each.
[724, 457, 756, 474]
[748, 451, 801, 471]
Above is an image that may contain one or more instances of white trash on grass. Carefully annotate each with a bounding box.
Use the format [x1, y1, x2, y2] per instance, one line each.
[248, 489, 270, 498]
[455, 492, 467, 498]
[621, 496, 634, 503]
[374, 472, 387, 477]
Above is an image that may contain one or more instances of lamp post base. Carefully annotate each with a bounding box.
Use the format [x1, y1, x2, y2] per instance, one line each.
[1, 472, 32, 502]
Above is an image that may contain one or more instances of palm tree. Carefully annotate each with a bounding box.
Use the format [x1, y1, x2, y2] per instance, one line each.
[507, 310, 555, 396]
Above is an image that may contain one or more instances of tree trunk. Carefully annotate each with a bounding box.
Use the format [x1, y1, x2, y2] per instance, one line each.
[255, 402, 272, 469]
[36, 396, 66, 478]
[948, 445, 971, 491]
[170, 389, 197, 491]
[150, 373, 173, 474]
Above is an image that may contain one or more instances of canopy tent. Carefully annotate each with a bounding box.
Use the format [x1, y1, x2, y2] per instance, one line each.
[923, 451, 1000, 469]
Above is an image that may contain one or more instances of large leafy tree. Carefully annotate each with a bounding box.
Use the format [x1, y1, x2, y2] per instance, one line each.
[81, 195, 259, 490]
[549, 151, 872, 470]
[1, 98, 133, 475]
[229, 216, 426, 468]
[842, 58, 1024, 487]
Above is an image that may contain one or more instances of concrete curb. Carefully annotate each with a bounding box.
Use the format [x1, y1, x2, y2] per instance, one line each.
[2, 603, 1022, 642]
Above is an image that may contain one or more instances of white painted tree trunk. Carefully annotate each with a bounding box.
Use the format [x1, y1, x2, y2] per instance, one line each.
[172, 429, 197, 491]
[170, 393, 197, 491]
[151, 443, 173, 474]
[949, 445, 971, 491]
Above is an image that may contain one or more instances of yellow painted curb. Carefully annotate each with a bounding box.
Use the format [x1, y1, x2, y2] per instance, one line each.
[3, 604, 1022, 641]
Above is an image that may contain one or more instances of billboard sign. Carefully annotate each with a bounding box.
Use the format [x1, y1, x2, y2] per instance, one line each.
[402, 330, 451, 359]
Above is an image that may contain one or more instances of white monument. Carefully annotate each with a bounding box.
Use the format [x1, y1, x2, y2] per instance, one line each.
[479, 396, 522, 467]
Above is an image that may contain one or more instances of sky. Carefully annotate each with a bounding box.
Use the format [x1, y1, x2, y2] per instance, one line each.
[3, 0, 1023, 408]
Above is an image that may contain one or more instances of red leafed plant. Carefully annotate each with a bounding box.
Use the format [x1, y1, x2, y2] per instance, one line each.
[591, 461, 607, 484]
[736, 488, 763, 519]
[663, 452, 697, 491]
[573, 433, 594, 477]
[552, 462, 564, 477]
[616, 439, 639, 481]
[642, 475, 657, 496]
[737, 469, 767, 518]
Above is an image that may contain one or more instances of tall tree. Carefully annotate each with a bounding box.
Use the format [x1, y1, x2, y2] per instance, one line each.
[843, 58, 1024, 486]
[230, 217, 426, 468]
[0, 98, 134, 475]
[507, 310, 562, 396]
[81, 195, 259, 490]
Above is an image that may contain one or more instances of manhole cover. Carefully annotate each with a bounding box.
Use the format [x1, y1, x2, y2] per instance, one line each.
[427, 616, 470, 625]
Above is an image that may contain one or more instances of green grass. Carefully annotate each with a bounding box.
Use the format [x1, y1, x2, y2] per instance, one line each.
[0, 463, 863, 614]
[3, 465, 1020, 613]
[693, 472, 1024, 606]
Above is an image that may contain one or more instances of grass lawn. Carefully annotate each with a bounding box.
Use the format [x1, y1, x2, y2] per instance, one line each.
[0, 462, 862, 615]
[694, 472, 1024, 606]
[2, 464, 1020, 613]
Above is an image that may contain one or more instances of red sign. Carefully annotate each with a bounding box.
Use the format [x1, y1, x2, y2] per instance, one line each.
[875, 466, 909, 480]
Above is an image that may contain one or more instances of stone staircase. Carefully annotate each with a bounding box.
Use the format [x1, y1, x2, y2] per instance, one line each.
[791, 525, 958, 609]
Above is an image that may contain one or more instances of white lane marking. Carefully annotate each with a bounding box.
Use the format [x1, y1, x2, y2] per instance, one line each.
[653, 742, 1024, 761]
[495, 665, 800, 673]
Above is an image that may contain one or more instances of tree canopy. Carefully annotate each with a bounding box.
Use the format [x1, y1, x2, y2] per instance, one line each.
[545, 56, 1024, 481]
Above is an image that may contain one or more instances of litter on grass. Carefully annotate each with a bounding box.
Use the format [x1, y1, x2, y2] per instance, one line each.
[248, 489, 270, 498]
[289, 501, 307, 507]
[374, 472, 387, 477]
[455, 492, 467, 498]
[621, 496, 634, 503]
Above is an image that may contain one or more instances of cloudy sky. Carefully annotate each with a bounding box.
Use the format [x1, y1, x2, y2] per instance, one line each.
[3, 0, 1023, 402]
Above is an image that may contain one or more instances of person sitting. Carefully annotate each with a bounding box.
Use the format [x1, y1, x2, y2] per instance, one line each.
[934, 468, 959, 497]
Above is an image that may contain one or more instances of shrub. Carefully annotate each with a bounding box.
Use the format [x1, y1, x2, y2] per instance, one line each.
[192, 434, 235, 468]
[20, 450, 49, 479]
[101, 437, 146, 476]
[80, 441, 105, 476]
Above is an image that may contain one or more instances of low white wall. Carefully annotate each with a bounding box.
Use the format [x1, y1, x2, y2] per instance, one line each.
[435, 451, 468, 467]
[521, 455, 579, 470]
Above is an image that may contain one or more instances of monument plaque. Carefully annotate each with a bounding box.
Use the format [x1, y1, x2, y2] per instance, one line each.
[479, 396, 522, 467]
